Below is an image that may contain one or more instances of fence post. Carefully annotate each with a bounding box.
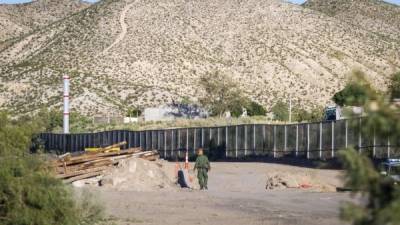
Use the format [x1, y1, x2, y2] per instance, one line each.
[170, 130, 174, 157]
[217, 127, 220, 146]
[164, 131, 167, 158]
[151, 131, 154, 149]
[140, 131, 143, 150]
[178, 129, 181, 150]
[373, 130, 376, 158]
[345, 120, 348, 148]
[358, 118, 362, 154]
[273, 125, 276, 158]
[235, 126, 238, 158]
[296, 124, 299, 157]
[284, 125, 287, 153]
[201, 128, 204, 148]
[244, 125, 247, 156]
[194, 128, 197, 154]
[307, 124, 310, 159]
[186, 128, 189, 152]
[226, 126, 229, 158]
[209, 127, 212, 152]
[319, 122, 322, 159]
[253, 124, 256, 155]
[331, 121, 335, 158]
[263, 125, 266, 155]
[388, 138, 391, 158]
[157, 131, 160, 151]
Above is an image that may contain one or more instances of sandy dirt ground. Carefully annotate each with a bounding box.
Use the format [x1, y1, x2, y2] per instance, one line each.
[80, 162, 352, 225]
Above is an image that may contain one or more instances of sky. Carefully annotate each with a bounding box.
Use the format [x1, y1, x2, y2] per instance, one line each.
[0, 0, 399, 5]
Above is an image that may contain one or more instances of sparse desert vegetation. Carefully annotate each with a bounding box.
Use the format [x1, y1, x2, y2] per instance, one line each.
[0, 0, 399, 116]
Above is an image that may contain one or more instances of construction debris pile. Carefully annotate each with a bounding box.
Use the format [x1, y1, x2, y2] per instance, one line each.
[265, 172, 339, 192]
[53, 142, 161, 185]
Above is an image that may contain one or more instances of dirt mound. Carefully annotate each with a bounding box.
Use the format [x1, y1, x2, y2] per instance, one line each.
[99, 158, 177, 191]
[265, 171, 338, 192]
[266, 174, 299, 190]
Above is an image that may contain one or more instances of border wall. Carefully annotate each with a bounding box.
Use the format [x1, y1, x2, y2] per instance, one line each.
[39, 118, 400, 160]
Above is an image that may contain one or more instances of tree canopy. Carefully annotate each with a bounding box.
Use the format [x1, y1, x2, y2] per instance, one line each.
[338, 71, 400, 225]
[389, 72, 400, 100]
[333, 70, 376, 106]
[199, 71, 266, 117]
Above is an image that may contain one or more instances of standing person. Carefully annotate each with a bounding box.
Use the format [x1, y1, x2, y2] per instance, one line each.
[194, 148, 210, 190]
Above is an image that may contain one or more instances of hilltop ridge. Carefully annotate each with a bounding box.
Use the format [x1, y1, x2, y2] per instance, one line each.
[0, 0, 90, 43]
[0, 0, 399, 115]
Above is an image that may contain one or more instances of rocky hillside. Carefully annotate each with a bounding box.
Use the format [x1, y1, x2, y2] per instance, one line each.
[303, 0, 400, 41]
[0, 0, 399, 116]
[0, 0, 90, 44]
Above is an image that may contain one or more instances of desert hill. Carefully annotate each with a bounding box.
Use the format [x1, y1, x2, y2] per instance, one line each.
[0, 0, 399, 115]
[0, 0, 90, 44]
[303, 0, 400, 41]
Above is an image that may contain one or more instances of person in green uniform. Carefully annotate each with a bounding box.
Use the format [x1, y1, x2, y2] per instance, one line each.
[194, 148, 210, 190]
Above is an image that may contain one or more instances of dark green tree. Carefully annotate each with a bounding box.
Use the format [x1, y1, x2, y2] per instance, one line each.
[271, 101, 289, 121]
[389, 72, 400, 100]
[246, 101, 266, 116]
[199, 71, 249, 117]
[333, 70, 375, 106]
[338, 71, 400, 225]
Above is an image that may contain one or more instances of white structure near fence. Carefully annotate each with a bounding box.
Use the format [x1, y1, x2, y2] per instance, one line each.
[144, 104, 208, 122]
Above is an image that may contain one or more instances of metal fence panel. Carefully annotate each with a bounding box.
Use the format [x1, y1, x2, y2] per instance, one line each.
[38, 119, 397, 160]
[254, 125, 265, 156]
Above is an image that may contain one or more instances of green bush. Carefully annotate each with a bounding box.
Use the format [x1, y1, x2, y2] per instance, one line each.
[246, 101, 266, 116]
[293, 107, 324, 122]
[271, 101, 289, 121]
[338, 71, 400, 225]
[332, 70, 375, 106]
[199, 71, 249, 117]
[0, 112, 104, 225]
[389, 72, 400, 99]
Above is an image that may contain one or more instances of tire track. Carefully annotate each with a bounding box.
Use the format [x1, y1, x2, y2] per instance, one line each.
[102, 1, 136, 54]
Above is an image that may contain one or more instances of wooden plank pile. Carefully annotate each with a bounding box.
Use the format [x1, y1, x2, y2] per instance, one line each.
[53, 142, 159, 183]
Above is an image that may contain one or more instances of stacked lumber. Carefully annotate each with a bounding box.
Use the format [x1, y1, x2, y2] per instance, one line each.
[53, 144, 159, 183]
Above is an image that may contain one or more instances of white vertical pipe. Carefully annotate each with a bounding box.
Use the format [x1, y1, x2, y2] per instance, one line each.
[63, 75, 70, 134]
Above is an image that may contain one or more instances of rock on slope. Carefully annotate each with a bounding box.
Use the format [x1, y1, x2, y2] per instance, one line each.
[0, 0, 399, 115]
[0, 0, 90, 44]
